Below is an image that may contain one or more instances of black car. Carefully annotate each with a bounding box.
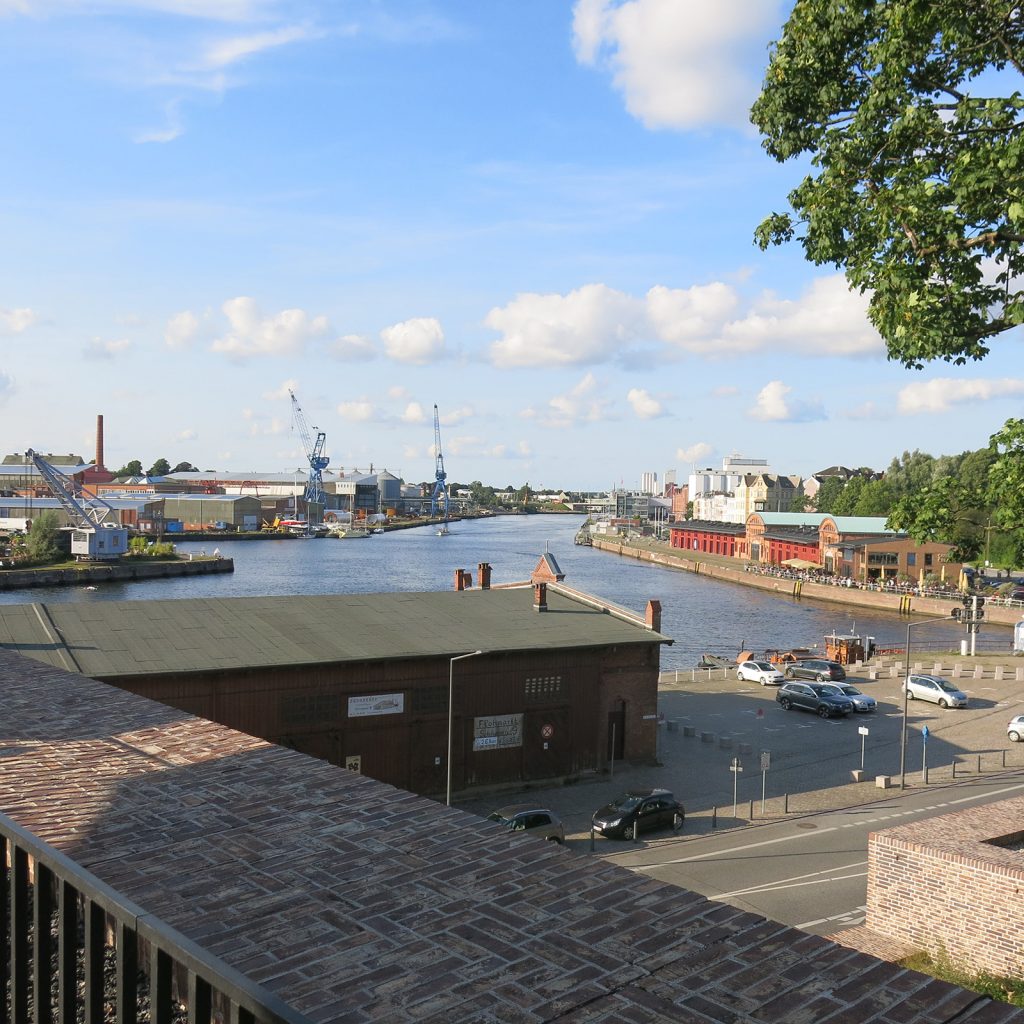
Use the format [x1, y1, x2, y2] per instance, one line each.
[591, 788, 684, 840]
[776, 681, 855, 718]
[783, 658, 846, 682]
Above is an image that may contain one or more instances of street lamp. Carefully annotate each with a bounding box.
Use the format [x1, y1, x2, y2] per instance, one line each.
[899, 614, 957, 790]
[447, 649, 484, 806]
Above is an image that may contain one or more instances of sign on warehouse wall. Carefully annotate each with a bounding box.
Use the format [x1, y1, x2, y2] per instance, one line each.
[473, 713, 523, 751]
[348, 693, 405, 718]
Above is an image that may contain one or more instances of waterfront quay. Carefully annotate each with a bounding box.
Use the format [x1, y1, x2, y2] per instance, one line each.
[0, 553, 233, 590]
[592, 535, 1024, 629]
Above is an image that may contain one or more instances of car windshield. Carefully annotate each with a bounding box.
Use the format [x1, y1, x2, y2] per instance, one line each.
[486, 811, 514, 827]
[820, 685, 844, 696]
[937, 680, 960, 693]
[839, 685, 860, 695]
[753, 662, 775, 671]
[608, 794, 643, 812]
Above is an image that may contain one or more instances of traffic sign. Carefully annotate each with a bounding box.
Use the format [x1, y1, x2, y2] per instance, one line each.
[759, 751, 771, 771]
[858, 726, 869, 736]
[922, 725, 929, 741]
[541, 724, 554, 739]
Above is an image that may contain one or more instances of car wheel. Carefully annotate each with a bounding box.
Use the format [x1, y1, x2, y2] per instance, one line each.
[780, 698, 792, 710]
[1010, 730, 1022, 742]
[938, 698, 949, 709]
[817, 673, 828, 682]
[760, 678, 768, 686]
[785, 668, 794, 679]
[547, 836, 563, 844]
[817, 706, 830, 718]
[622, 823, 635, 840]
[906, 689, 915, 700]
[672, 811, 684, 830]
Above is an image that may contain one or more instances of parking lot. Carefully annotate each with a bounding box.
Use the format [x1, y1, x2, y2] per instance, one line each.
[460, 656, 1024, 848]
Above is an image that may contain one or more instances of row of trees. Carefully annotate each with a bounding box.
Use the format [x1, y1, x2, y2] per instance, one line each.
[112, 460, 201, 478]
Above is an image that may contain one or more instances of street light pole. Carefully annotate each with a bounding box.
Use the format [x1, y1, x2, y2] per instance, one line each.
[899, 614, 956, 790]
[447, 649, 484, 807]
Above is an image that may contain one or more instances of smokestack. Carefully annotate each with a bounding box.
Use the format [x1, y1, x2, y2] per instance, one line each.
[533, 581, 547, 612]
[95, 414, 105, 470]
[477, 562, 492, 590]
[645, 599, 662, 632]
[454, 569, 472, 591]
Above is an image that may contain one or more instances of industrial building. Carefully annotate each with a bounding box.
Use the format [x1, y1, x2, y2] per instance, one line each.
[0, 559, 669, 798]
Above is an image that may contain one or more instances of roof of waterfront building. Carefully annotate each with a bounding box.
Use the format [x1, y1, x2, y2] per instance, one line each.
[749, 513, 898, 535]
[0, 585, 670, 679]
[0, 649, 1016, 1024]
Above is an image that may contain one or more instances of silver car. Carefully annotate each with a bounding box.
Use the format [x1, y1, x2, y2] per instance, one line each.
[736, 660, 785, 685]
[833, 683, 876, 712]
[486, 805, 565, 843]
[1008, 715, 1024, 742]
[903, 674, 968, 708]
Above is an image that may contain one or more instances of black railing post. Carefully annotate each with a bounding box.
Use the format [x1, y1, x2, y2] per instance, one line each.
[189, 970, 213, 1024]
[11, 844, 31, 1024]
[116, 919, 139, 1024]
[150, 947, 174, 1024]
[85, 898, 105, 1024]
[58, 878, 78, 1024]
[34, 862, 56, 1024]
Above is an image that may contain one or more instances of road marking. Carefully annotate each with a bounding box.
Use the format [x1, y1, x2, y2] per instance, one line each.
[797, 906, 867, 930]
[712, 860, 867, 899]
[613, 779, 1024, 868]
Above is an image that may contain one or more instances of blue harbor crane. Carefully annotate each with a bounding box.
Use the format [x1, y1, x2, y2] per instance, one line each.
[430, 404, 450, 533]
[288, 389, 329, 525]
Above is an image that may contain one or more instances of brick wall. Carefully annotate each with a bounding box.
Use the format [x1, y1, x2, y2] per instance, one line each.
[866, 797, 1024, 976]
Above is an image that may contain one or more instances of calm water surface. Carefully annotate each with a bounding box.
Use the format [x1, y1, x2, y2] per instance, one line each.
[0, 515, 1003, 668]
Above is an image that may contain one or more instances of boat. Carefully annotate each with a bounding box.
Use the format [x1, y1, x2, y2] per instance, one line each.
[698, 653, 734, 670]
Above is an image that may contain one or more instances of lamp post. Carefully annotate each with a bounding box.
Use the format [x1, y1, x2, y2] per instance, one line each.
[447, 649, 484, 806]
[899, 614, 956, 790]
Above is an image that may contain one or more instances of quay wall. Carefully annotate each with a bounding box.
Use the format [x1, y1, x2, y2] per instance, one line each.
[591, 538, 1024, 627]
[0, 557, 234, 591]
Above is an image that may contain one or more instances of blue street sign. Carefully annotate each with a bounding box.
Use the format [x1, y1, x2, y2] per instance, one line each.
[922, 725, 930, 741]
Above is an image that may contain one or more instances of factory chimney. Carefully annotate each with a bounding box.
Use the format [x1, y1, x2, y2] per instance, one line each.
[95, 414, 105, 470]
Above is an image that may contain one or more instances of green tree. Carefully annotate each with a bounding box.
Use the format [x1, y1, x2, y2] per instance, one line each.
[115, 460, 143, 477]
[852, 478, 895, 517]
[812, 476, 846, 514]
[988, 418, 1024, 562]
[171, 462, 198, 473]
[887, 476, 986, 561]
[148, 458, 171, 477]
[752, 1, 1024, 367]
[790, 492, 812, 513]
[25, 510, 60, 562]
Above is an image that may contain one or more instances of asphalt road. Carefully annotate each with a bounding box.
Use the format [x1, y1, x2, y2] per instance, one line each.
[597, 771, 1024, 935]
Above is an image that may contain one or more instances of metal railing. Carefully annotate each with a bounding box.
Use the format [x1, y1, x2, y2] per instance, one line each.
[1, 811, 312, 1024]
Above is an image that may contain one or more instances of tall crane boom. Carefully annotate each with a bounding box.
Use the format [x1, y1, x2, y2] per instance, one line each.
[430, 404, 449, 524]
[25, 449, 128, 560]
[289, 389, 329, 509]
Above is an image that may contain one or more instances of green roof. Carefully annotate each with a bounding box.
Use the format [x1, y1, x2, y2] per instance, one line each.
[0, 587, 669, 679]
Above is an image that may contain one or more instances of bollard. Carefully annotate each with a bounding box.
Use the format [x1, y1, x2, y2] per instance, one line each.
[784, 792, 789, 814]
[952, 758, 956, 778]
[1003, 750, 1007, 768]
[977, 754, 982, 774]
[633, 821, 639, 845]
[749, 798, 754, 820]
[711, 806, 717, 829]
[590, 827, 595, 852]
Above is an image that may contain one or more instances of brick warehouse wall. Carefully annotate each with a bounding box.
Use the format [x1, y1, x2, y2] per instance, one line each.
[866, 796, 1024, 976]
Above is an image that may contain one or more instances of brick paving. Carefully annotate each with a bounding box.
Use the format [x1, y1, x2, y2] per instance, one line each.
[1, 648, 1021, 1023]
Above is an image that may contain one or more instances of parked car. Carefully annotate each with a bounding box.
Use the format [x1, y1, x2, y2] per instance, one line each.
[486, 805, 565, 843]
[783, 659, 847, 682]
[591, 788, 684, 840]
[736, 660, 785, 685]
[903, 674, 968, 708]
[833, 683, 877, 712]
[776, 681, 855, 718]
[1008, 715, 1024, 742]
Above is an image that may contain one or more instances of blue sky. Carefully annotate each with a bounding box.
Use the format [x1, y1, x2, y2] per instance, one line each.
[2, 0, 1021, 490]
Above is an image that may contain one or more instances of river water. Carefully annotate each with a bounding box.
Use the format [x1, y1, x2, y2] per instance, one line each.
[0, 514, 1006, 668]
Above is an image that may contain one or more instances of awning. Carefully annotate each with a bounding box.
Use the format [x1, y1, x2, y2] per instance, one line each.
[781, 557, 822, 569]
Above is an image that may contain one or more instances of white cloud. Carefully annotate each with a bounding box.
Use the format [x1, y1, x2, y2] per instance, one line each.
[0, 306, 37, 333]
[676, 442, 713, 463]
[201, 25, 314, 69]
[0, 371, 15, 401]
[136, 99, 183, 144]
[487, 284, 643, 368]
[211, 297, 328, 359]
[164, 309, 199, 349]
[263, 380, 298, 401]
[328, 333, 376, 361]
[337, 400, 378, 422]
[626, 387, 663, 419]
[897, 378, 1024, 415]
[440, 405, 474, 426]
[401, 402, 427, 424]
[83, 337, 132, 360]
[247, 415, 287, 437]
[720, 276, 882, 357]
[749, 380, 825, 423]
[522, 372, 612, 429]
[517, 440, 532, 457]
[175, 428, 197, 441]
[646, 282, 740, 347]
[380, 317, 446, 365]
[572, 0, 779, 131]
